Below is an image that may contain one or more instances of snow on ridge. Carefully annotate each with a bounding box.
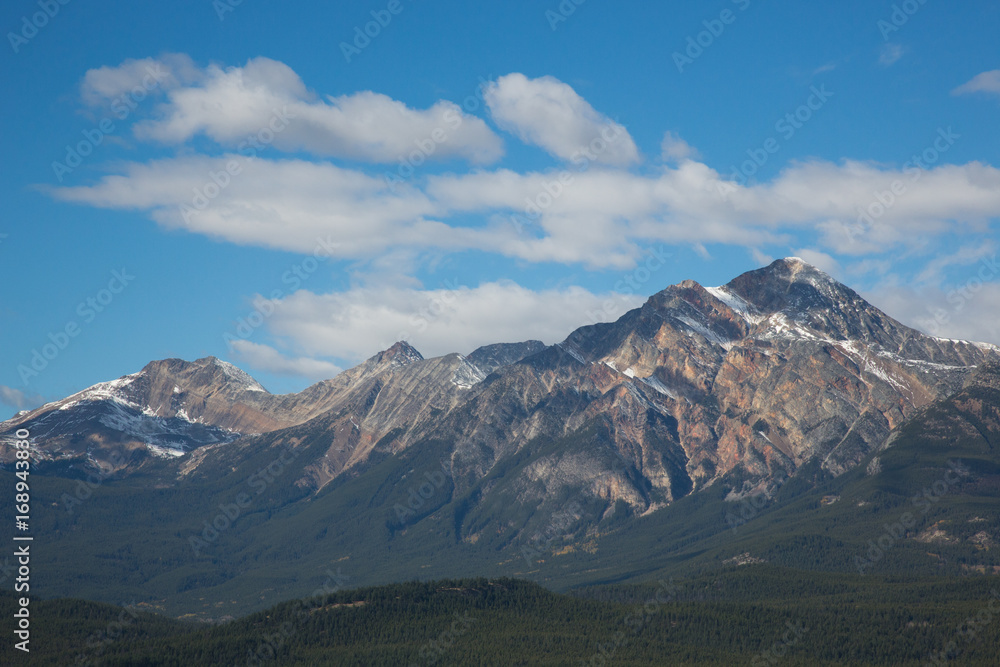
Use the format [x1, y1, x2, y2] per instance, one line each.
[451, 358, 487, 389]
[929, 336, 1000, 353]
[212, 359, 267, 392]
[556, 342, 587, 364]
[639, 374, 678, 400]
[705, 285, 765, 325]
[676, 315, 734, 350]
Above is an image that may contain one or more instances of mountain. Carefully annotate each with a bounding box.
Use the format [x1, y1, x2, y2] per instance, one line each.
[0, 342, 543, 475]
[4, 258, 999, 618]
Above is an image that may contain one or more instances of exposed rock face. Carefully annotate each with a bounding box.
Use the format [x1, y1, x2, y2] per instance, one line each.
[3, 259, 996, 534]
[466, 341, 546, 375]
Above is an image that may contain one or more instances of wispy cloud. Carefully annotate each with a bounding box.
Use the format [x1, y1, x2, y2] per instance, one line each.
[660, 131, 699, 163]
[228, 340, 342, 379]
[0, 386, 44, 412]
[953, 70, 1000, 97]
[879, 43, 906, 67]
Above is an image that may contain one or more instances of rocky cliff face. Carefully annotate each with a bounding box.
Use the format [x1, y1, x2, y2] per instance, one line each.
[377, 258, 993, 524]
[4, 259, 995, 534]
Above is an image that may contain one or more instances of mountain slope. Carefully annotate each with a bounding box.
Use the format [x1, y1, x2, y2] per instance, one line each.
[5, 258, 1000, 617]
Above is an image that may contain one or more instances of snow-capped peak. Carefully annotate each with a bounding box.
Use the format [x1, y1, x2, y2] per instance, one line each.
[209, 358, 267, 393]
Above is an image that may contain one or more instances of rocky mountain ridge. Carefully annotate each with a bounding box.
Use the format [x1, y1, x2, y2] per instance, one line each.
[3, 260, 996, 522]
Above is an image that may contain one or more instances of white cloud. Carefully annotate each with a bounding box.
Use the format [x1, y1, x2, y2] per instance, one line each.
[862, 250, 1000, 347]
[0, 386, 43, 412]
[913, 242, 997, 284]
[133, 57, 503, 164]
[484, 73, 639, 165]
[228, 340, 342, 379]
[660, 131, 698, 163]
[258, 282, 645, 364]
[50, 155, 467, 257]
[879, 43, 906, 67]
[953, 70, 1000, 97]
[50, 58, 1000, 273]
[791, 248, 841, 276]
[51, 155, 1000, 269]
[80, 53, 200, 105]
[865, 283, 1000, 346]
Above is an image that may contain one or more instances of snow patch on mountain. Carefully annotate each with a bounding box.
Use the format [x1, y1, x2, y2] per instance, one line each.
[213, 359, 267, 392]
[557, 342, 587, 364]
[675, 315, 734, 350]
[705, 285, 764, 325]
[639, 375, 678, 400]
[451, 357, 488, 389]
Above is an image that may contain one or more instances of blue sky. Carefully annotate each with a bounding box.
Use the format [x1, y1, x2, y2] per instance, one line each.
[2, 0, 999, 415]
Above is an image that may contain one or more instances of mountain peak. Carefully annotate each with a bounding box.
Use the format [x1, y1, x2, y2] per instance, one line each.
[139, 356, 267, 394]
[374, 341, 424, 365]
[721, 257, 849, 318]
[767, 257, 835, 283]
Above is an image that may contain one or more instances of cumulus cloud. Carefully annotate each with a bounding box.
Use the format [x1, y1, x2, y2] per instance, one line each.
[953, 70, 1000, 97]
[51, 155, 1000, 269]
[484, 73, 639, 165]
[132, 57, 503, 164]
[257, 282, 646, 363]
[49, 57, 1000, 278]
[228, 340, 342, 379]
